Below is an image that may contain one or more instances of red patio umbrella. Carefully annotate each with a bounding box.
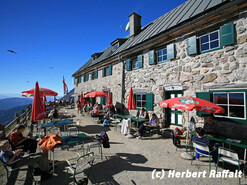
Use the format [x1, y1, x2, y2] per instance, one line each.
[106, 91, 113, 108]
[22, 87, 58, 97]
[159, 96, 225, 158]
[127, 87, 136, 110]
[84, 91, 107, 98]
[31, 82, 46, 121]
[159, 96, 225, 114]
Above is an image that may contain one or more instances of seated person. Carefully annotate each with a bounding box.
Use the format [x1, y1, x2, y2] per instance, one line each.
[91, 106, 99, 117]
[203, 116, 219, 136]
[134, 113, 159, 139]
[48, 106, 61, 119]
[98, 104, 103, 110]
[192, 127, 218, 163]
[136, 107, 148, 119]
[103, 108, 110, 120]
[9, 125, 37, 153]
[0, 140, 52, 183]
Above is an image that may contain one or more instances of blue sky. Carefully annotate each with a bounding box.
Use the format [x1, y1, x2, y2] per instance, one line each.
[0, 0, 186, 97]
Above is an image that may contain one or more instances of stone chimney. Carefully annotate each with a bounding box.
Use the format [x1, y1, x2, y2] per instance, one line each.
[129, 12, 141, 36]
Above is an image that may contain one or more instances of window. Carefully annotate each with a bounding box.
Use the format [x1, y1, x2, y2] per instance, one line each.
[156, 47, 167, 63]
[213, 92, 246, 120]
[134, 92, 153, 110]
[83, 74, 89, 82]
[132, 58, 138, 70]
[135, 94, 146, 108]
[105, 67, 109, 76]
[102, 65, 112, 77]
[92, 72, 95, 80]
[112, 43, 119, 51]
[77, 76, 81, 84]
[188, 22, 235, 55]
[199, 30, 220, 53]
[126, 55, 143, 71]
[91, 71, 98, 80]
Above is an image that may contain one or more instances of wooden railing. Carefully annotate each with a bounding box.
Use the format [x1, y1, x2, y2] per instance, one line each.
[0, 105, 32, 139]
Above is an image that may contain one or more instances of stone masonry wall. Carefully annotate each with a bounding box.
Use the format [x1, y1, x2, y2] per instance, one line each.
[125, 13, 247, 123]
[75, 62, 123, 105]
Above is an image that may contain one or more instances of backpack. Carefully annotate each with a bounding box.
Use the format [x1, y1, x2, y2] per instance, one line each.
[96, 131, 110, 148]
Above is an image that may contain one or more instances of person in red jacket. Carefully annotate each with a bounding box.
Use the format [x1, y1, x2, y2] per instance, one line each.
[9, 125, 37, 153]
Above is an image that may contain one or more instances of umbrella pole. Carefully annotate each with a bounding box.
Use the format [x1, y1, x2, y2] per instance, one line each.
[38, 120, 41, 152]
[180, 111, 193, 160]
[185, 111, 189, 152]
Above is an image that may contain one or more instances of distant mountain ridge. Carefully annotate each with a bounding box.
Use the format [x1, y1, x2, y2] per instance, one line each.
[0, 98, 32, 126]
[0, 98, 33, 110]
[0, 105, 30, 126]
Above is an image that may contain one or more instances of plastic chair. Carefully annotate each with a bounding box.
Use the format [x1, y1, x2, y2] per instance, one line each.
[66, 152, 95, 185]
[216, 147, 242, 184]
[0, 158, 38, 185]
[191, 141, 214, 172]
[86, 141, 103, 160]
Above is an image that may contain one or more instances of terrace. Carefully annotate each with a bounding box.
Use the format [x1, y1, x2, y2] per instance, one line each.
[0, 105, 246, 185]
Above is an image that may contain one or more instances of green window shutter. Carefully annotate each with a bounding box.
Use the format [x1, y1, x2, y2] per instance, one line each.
[149, 50, 156, 65]
[100, 97, 104, 104]
[137, 55, 143, 68]
[187, 36, 197, 55]
[91, 72, 93, 80]
[126, 59, 132, 71]
[102, 68, 106, 77]
[109, 65, 112, 75]
[133, 94, 136, 107]
[146, 93, 154, 111]
[87, 74, 89, 81]
[167, 43, 175, 60]
[95, 71, 98, 79]
[79, 76, 81, 83]
[196, 92, 211, 116]
[220, 22, 234, 46]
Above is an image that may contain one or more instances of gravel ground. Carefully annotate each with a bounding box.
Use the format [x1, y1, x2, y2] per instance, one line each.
[1, 105, 246, 185]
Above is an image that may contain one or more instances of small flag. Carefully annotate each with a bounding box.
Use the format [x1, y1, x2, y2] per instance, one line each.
[63, 76, 68, 95]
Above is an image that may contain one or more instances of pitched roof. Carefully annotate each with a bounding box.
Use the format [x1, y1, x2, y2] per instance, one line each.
[112, 0, 228, 54]
[73, 0, 231, 77]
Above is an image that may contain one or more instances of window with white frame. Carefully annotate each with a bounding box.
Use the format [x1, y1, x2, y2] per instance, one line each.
[131, 58, 138, 70]
[135, 94, 146, 108]
[156, 47, 167, 63]
[105, 67, 109, 76]
[199, 30, 220, 53]
[213, 92, 246, 119]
